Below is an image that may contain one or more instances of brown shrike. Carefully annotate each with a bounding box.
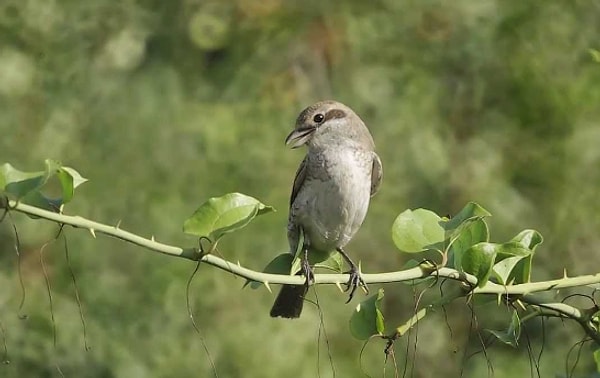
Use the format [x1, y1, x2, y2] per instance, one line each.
[270, 100, 383, 318]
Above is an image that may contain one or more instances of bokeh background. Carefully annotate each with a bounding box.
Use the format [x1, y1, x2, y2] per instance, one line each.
[1, 0, 600, 377]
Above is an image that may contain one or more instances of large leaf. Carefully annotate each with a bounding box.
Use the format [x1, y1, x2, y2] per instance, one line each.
[391, 209, 444, 253]
[1, 160, 87, 212]
[350, 288, 385, 340]
[183, 193, 274, 241]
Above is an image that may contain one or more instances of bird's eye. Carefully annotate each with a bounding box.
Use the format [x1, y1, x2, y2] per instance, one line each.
[313, 113, 325, 123]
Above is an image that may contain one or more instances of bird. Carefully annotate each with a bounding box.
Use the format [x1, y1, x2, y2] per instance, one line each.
[270, 100, 383, 318]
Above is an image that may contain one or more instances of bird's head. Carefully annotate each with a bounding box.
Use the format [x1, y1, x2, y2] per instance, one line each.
[285, 100, 374, 150]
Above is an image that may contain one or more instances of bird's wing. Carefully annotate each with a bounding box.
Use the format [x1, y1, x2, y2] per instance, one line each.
[287, 156, 308, 256]
[289, 156, 308, 208]
[370, 152, 383, 197]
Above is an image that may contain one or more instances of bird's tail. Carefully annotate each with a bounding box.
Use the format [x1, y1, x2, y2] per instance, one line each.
[270, 284, 308, 318]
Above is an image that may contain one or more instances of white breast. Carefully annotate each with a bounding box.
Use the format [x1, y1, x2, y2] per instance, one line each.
[290, 148, 372, 252]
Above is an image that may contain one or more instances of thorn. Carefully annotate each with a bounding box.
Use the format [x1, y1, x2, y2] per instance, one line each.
[563, 269, 568, 278]
[89, 228, 96, 238]
[335, 281, 344, 292]
[115, 220, 122, 229]
[237, 260, 241, 266]
[264, 282, 272, 293]
[497, 293, 502, 306]
[151, 235, 155, 242]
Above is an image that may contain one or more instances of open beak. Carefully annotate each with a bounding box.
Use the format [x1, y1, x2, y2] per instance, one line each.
[285, 126, 316, 148]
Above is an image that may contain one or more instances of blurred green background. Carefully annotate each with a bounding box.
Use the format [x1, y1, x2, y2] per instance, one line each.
[1, 0, 600, 377]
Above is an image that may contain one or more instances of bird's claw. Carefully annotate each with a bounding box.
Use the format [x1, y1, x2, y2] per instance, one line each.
[301, 256, 315, 288]
[344, 267, 368, 303]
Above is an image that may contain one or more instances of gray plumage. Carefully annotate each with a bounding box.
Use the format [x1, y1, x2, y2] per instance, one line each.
[270, 100, 382, 318]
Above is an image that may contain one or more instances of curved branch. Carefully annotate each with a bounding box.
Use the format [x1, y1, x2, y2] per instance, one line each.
[520, 295, 600, 344]
[3, 199, 600, 298]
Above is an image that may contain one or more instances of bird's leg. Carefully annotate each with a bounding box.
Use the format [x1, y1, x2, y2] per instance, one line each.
[301, 243, 315, 287]
[337, 247, 368, 303]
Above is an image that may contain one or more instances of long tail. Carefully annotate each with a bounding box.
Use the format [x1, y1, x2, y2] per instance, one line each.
[270, 284, 308, 318]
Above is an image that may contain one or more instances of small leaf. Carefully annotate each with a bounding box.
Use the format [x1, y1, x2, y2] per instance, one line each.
[57, 166, 88, 204]
[492, 256, 527, 285]
[450, 219, 489, 269]
[487, 310, 521, 347]
[1, 163, 49, 198]
[594, 348, 600, 372]
[395, 308, 427, 336]
[461, 242, 497, 287]
[444, 203, 491, 255]
[183, 193, 274, 240]
[510, 229, 543, 251]
[290, 249, 334, 276]
[247, 253, 293, 289]
[590, 48, 600, 63]
[314, 252, 344, 272]
[392, 209, 444, 253]
[350, 288, 385, 340]
[443, 202, 491, 233]
[0, 160, 87, 212]
[495, 240, 534, 284]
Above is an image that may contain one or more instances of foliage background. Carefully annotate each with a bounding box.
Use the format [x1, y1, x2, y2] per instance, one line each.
[1, 0, 600, 377]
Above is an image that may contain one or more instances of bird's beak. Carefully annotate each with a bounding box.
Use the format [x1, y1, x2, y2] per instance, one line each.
[285, 126, 316, 148]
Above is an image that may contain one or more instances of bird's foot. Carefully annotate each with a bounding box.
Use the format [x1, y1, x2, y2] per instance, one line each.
[301, 255, 315, 288]
[344, 265, 368, 303]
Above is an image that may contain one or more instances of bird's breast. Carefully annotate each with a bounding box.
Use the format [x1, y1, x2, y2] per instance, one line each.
[290, 148, 373, 252]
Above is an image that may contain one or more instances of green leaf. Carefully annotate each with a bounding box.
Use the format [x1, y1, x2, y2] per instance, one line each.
[511, 229, 543, 251]
[57, 166, 88, 204]
[496, 237, 537, 284]
[590, 48, 600, 63]
[487, 310, 521, 347]
[395, 308, 427, 336]
[443, 202, 491, 234]
[1, 162, 51, 198]
[290, 248, 335, 275]
[444, 202, 491, 254]
[350, 288, 385, 340]
[247, 253, 293, 289]
[492, 256, 528, 285]
[594, 348, 600, 372]
[461, 242, 497, 287]
[183, 193, 274, 240]
[0, 160, 87, 212]
[391, 209, 444, 253]
[450, 219, 489, 269]
[314, 251, 344, 272]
